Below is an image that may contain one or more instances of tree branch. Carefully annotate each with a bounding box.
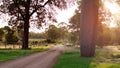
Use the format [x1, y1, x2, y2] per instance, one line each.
[12, 0, 25, 19]
[30, 0, 51, 17]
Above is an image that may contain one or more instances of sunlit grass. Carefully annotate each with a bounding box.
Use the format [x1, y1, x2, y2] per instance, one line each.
[91, 63, 120, 68]
[53, 51, 92, 68]
[0, 44, 50, 49]
[32, 45, 50, 49]
[53, 46, 120, 68]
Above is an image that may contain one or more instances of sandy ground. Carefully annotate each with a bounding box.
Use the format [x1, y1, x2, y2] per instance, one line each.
[0, 45, 64, 68]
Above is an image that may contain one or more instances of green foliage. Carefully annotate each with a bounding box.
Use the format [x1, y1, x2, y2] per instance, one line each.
[0, 26, 20, 45]
[5, 33, 19, 44]
[3, 26, 11, 31]
[111, 52, 120, 58]
[45, 24, 69, 43]
[46, 25, 61, 41]
[44, 39, 55, 43]
[69, 31, 80, 45]
[1, 0, 74, 49]
[3, 26, 19, 44]
[0, 28, 4, 41]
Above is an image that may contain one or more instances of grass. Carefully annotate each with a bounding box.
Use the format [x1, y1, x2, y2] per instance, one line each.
[53, 46, 120, 68]
[0, 46, 49, 62]
[53, 51, 92, 68]
[91, 63, 120, 68]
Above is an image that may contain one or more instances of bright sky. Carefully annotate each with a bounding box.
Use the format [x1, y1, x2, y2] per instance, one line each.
[0, 14, 10, 28]
[0, 3, 77, 33]
[2, 0, 120, 32]
[102, 0, 120, 28]
[29, 4, 77, 33]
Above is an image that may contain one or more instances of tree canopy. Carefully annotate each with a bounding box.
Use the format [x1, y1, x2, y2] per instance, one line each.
[0, 0, 75, 49]
[0, 0, 74, 27]
[46, 25, 60, 41]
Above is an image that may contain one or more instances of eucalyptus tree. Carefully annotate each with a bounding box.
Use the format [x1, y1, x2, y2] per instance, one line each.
[46, 25, 60, 42]
[0, 0, 74, 49]
[80, 0, 99, 57]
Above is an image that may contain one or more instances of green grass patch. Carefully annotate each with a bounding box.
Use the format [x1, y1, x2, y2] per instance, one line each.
[53, 50, 93, 68]
[0, 47, 49, 62]
[91, 63, 120, 68]
[53, 47, 120, 68]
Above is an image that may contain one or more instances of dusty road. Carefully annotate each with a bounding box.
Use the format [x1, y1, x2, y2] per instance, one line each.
[0, 45, 65, 68]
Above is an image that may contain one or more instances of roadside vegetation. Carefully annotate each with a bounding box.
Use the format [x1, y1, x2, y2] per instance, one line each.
[0, 46, 49, 62]
[53, 46, 120, 68]
[0, 25, 69, 62]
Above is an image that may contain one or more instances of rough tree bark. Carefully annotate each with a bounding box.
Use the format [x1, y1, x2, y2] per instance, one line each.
[22, 0, 30, 49]
[80, 0, 99, 57]
[22, 19, 29, 49]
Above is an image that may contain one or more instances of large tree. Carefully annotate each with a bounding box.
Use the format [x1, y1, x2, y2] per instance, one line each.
[0, 0, 74, 49]
[46, 25, 60, 42]
[80, 0, 99, 57]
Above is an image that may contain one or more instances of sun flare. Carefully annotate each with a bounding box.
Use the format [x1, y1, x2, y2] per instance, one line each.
[102, 0, 120, 28]
[104, 1, 120, 14]
[109, 22, 116, 28]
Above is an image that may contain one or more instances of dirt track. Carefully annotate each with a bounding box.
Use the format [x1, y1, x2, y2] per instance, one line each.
[0, 45, 64, 68]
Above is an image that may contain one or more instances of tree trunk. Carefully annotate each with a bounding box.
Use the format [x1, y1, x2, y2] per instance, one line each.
[80, 0, 99, 57]
[22, 19, 29, 49]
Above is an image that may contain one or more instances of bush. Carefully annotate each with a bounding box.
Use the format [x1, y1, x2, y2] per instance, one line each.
[45, 39, 56, 43]
[111, 53, 120, 58]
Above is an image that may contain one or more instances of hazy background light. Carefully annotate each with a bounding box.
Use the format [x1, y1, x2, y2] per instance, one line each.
[102, 0, 120, 28]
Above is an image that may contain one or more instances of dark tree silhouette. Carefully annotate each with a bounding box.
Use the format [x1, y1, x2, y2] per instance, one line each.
[80, 0, 99, 57]
[0, 0, 74, 49]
